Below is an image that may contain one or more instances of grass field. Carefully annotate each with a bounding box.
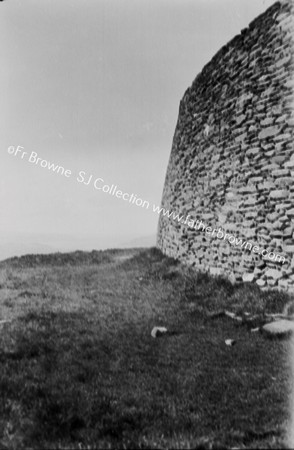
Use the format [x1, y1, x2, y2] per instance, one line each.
[0, 247, 293, 449]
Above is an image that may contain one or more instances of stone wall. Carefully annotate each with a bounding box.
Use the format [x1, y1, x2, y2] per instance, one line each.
[157, 0, 294, 292]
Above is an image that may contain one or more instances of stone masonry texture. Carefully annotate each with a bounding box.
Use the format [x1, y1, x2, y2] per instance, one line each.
[157, 0, 294, 292]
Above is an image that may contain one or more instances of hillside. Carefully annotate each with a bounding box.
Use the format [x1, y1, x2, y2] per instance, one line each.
[0, 247, 293, 449]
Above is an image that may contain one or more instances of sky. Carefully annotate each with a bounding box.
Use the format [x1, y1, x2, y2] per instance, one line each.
[1, 0, 276, 259]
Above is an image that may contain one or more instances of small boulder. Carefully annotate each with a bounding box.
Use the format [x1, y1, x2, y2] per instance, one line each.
[151, 327, 168, 338]
[225, 339, 236, 346]
[242, 272, 255, 283]
[262, 320, 294, 338]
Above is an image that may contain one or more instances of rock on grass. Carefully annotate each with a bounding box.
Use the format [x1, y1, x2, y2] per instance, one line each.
[262, 319, 294, 338]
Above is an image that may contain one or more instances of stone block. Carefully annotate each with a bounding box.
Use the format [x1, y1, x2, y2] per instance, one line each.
[269, 190, 289, 199]
[258, 126, 280, 139]
[287, 209, 294, 217]
[285, 160, 294, 169]
[272, 169, 290, 177]
[242, 272, 255, 283]
[210, 267, 223, 276]
[276, 55, 292, 68]
[265, 269, 283, 280]
[283, 245, 294, 253]
[274, 133, 292, 141]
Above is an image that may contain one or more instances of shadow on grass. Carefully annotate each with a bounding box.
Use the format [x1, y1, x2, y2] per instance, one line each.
[0, 305, 289, 449]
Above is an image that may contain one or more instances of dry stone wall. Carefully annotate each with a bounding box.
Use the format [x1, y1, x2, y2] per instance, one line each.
[157, 0, 294, 292]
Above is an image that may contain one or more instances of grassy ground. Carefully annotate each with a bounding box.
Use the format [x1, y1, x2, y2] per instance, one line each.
[0, 247, 293, 449]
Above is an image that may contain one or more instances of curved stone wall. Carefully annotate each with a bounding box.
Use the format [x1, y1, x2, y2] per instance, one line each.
[157, 0, 294, 292]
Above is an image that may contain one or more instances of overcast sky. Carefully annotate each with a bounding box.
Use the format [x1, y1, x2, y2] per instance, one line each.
[1, 0, 276, 258]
